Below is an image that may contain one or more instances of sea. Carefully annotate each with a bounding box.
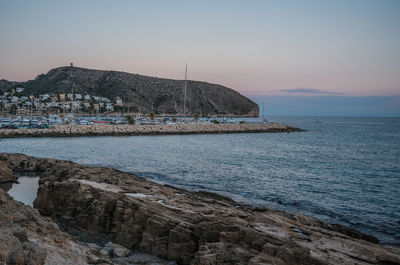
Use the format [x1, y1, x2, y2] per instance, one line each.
[1, 116, 399, 247]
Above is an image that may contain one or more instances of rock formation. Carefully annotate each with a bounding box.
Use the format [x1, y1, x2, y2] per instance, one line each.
[1, 153, 399, 265]
[0, 187, 175, 265]
[0, 186, 96, 265]
[0, 66, 259, 116]
[0, 161, 16, 183]
[0, 156, 176, 265]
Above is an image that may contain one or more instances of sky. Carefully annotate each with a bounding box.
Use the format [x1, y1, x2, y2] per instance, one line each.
[0, 0, 399, 116]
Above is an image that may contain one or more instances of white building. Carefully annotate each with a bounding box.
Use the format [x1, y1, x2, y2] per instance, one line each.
[41, 94, 50, 100]
[106, 103, 113, 110]
[84, 95, 91, 100]
[75, 94, 82, 100]
[16, 87, 24, 93]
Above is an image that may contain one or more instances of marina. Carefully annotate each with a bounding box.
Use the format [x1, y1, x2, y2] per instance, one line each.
[0, 114, 257, 129]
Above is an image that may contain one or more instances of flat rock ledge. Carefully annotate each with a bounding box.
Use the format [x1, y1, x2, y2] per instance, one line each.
[1, 153, 399, 265]
[0, 123, 303, 138]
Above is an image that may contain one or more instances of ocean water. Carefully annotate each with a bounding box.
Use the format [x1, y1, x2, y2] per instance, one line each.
[7, 175, 40, 207]
[1, 116, 399, 246]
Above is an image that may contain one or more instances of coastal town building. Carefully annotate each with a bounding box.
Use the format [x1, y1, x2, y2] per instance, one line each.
[115, 97, 123, 106]
[1, 88, 123, 115]
[41, 94, 50, 100]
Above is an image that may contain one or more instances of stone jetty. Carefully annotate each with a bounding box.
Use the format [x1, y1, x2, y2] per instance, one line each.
[1, 153, 399, 265]
[0, 123, 303, 138]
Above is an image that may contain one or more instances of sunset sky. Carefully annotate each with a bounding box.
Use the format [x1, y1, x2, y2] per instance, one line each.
[1, 0, 399, 116]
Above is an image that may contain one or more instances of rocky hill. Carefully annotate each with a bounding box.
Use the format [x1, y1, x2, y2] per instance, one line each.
[0, 79, 16, 95]
[0, 66, 259, 116]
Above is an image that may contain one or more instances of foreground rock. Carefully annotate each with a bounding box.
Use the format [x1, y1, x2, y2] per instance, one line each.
[0, 189, 175, 265]
[0, 123, 303, 138]
[0, 158, 177, 265]
[1, 153, 399, 265]
[0, 188, 95, 265]
[0, 161, 16, 183]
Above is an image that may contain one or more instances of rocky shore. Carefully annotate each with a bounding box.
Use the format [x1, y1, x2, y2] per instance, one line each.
[1, 153, 399, 265]
[0, 123, 303, 139]
[0, 188, 175, 265]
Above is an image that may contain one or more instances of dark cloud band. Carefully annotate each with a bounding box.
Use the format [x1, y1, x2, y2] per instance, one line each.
[275, 88, 345, 95]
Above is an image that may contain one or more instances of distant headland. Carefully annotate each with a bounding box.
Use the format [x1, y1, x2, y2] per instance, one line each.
[0, 65, 259, 117]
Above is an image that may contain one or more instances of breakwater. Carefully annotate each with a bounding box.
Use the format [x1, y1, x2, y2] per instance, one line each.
[0, 122, 303, 138]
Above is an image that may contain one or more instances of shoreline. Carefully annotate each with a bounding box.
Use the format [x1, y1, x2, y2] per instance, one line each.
[1, 153, 399, 265]
[0, 122, 304, 138]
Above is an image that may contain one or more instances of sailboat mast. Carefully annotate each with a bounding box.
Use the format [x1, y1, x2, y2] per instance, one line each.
[71, 86, 74, 114]
[183, 64, 187, 117]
